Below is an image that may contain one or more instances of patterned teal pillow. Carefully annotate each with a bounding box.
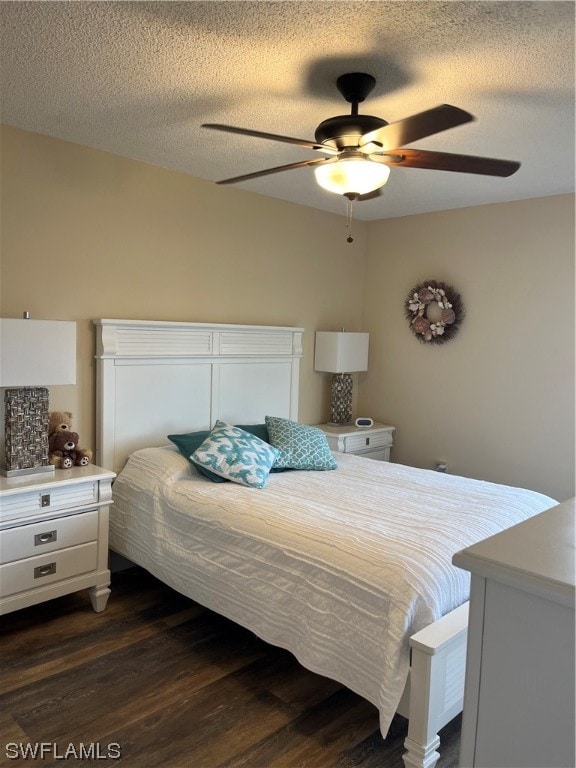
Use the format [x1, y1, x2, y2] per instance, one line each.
[168, 425, 271, 483]
[191, 421, 280, 489]
[265, 416, 337, 471]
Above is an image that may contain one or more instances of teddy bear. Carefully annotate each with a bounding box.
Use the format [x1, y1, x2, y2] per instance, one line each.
[48, 411, 93, 467]
[49, 410, 74, 437]
[49, 430, 92, 469]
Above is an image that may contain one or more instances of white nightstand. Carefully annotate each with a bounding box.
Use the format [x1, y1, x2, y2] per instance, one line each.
[317, 422, 395, 461]
[0, 465, 115, 615]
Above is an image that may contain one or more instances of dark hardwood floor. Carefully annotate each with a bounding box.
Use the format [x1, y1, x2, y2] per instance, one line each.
[0, 568, 461, 768]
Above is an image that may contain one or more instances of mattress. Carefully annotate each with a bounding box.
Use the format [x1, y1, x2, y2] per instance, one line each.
[109, 446, 555, 735]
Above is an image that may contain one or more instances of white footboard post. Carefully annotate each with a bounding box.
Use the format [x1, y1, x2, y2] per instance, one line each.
[402, 602, 469, 768]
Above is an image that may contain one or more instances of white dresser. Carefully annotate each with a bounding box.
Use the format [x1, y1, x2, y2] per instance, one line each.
[316, 422, 395, 461]
[0, 465, 115, 615]
[453, 498, 575, 768]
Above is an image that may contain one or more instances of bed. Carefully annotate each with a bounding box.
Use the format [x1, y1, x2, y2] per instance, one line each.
[95, 318, 556, 768]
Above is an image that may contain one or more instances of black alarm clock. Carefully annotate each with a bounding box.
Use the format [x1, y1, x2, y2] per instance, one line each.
[355, 417, 374, 428]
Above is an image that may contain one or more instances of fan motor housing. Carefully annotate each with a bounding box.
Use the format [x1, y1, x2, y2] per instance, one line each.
[314, 114, 388, 150]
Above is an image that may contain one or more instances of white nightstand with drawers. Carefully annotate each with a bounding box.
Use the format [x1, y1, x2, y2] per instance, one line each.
[317, 422, 395, 461]
[0, 465, 115, 615]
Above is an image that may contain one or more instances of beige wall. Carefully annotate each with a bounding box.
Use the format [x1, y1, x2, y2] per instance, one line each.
[0, 124, 367, 444]
[1, 125, 574, 501]
[361, 195, 575, 501]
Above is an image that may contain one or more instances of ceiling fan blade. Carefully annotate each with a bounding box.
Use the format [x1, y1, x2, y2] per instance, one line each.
[202, 123, 337, 154]
[214, 157, 333, 185]
[360, 104, 475, 152]
[378, 148, 521, 177]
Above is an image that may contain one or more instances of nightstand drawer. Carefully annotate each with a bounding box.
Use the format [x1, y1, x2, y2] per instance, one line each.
[0, 481, 98, 525]
[0, 510, 98, 564]
[318, 423, 395, 463]
[360, 448, 391, 461]
[0, 542, 98, 598]
[344, 431, 393, 453]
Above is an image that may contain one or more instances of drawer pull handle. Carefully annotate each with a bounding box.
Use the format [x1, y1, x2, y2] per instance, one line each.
[365, 437, 370, 445]
[35, 530, 57, 546]
[34, 563, 56, 579]
[41, 494, 51, 508]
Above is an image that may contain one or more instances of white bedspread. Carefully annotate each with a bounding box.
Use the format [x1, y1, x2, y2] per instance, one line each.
[109, 446, 555, 735]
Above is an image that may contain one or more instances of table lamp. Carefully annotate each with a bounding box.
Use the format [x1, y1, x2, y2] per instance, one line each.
[0, 316, 76, 477]
[314, 331, 369, 424]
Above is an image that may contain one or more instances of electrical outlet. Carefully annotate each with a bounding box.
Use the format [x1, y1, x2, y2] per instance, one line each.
[435, 463, 447, 473]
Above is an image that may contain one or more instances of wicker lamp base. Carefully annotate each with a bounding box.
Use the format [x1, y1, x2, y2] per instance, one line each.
[1, 387, 54, 477]
[328, 373, 354, 425]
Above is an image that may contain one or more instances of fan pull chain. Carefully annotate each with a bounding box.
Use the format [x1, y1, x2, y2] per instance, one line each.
[346, 195, 355, 243]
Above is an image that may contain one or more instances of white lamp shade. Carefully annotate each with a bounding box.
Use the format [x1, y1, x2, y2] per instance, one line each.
[0, 319, 76, 387]
[314, 158, 390, 196]
[314, 332, 369, 373]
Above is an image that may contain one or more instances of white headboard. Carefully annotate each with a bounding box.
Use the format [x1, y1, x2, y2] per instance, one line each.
[94, 319, 304, 473]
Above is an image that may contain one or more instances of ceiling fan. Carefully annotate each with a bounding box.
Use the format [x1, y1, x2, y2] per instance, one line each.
[202, 72, 521, 200]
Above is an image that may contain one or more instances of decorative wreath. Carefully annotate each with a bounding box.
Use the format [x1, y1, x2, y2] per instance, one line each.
[404, 280, 465, 345]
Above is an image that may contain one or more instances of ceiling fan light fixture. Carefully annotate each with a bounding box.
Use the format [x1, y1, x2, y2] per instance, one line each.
[314, 155, 390, 197]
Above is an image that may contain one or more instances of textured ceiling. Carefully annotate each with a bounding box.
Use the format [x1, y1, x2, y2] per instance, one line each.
[1, 1, 574, 221]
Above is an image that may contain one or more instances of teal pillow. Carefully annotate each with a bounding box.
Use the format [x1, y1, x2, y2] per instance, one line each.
[265, 416, 337, 471]
[168, 430, 225, 482]
[190, 421, 280, 489]
[236, 423, 269, 442]
[168, 430, 210, 456]
[168, 424, 272, 483]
